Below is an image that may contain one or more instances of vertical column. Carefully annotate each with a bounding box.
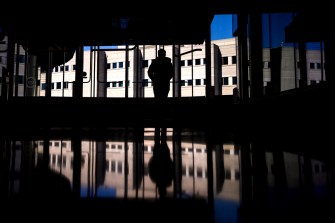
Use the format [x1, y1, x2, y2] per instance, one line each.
[298, 42, 308, 88]
[172, 127, 182, 197]
[44, 48, 53, 98]
[206, 127, 214, 223]
[324, 37, 335, 86]
[173, 45, 181, 98]
[125, 45, 129, 98]
[72, 134, 82, 198]
[74, 45, 83, 98]
[205, 27, 211, 99]
[249, 12, 264, 100]
[237, 13, 250, 103]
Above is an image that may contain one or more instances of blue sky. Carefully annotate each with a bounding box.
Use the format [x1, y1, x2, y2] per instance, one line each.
[211, 14, 233, 40]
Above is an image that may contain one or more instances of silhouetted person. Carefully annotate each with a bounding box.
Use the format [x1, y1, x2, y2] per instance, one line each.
[148, 127, 173, 198]
[148, 49, 174, 99]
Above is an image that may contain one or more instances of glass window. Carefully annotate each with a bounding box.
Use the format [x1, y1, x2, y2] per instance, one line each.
[232, 56, 237, 64]
[119, 62, 124, 68]
[18, 55, 25, 63]
[223, 77, 229, 85]
[222, 57, 228, 65]
[142, 60, 148, 67]
[232, 77, 237, 85]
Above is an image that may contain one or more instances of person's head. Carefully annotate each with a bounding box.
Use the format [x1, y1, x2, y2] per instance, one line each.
[158, 49, 166, 58]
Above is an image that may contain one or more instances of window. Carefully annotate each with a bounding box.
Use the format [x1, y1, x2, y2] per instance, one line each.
[180, 80, 186, 86]
[225, 169, 231, 179]
[54, 66, 59, 72]
[111, 160, 116, 172]
[316, 63, 321, 69]
[73, 65, 76, 70]
[41, 83, 46, 90]
[223, 77, 229, 85]
[119, 62, 124, 68]
[106, 160, 110, 171]
[112, 82, 117, 87]
[142, 60, 148, 67]
[235, 171, 240, 180]
[118, 81, 123, 87]
[187, 59, 193, 66]
[112, 62, 117, 69]
[222, 57, 228, 65]
[195, 79, 201, 85]
[187, 80, 193, 86]
[63, 82, 68, 89]
[196, 168, 202, 178]
[232, 76, 237, 85]
[18, 55, 25, 63]
[195, 58, 201, 65]
[17, 75, 24, 84]
[189, 167, 194, 177]
[107, 63, 111, 69]
[310, 63, 315, 69]
[56, 82, 61, 89]
[180, 60, 185, 66]
[142, 79, 148, 87]
[232, 56, 237, 64]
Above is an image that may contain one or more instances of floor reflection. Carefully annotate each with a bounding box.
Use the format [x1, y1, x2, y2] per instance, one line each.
[1, 127, 333, 222]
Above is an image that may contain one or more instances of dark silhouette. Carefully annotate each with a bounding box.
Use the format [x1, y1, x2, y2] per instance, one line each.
[148, 49, 174, 99]
[148, 127, 174, 198]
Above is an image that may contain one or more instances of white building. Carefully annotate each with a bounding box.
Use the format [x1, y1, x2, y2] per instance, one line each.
[38, 38, 238, 98]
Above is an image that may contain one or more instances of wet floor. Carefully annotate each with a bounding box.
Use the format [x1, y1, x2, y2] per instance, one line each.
[1, 126, 334, 222]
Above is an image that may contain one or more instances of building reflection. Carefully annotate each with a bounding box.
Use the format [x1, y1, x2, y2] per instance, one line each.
[1, 128, 332, 223]
[33, 128, 239, 201]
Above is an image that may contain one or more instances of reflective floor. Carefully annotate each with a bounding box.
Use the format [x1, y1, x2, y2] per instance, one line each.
[1, 126, 334, 222]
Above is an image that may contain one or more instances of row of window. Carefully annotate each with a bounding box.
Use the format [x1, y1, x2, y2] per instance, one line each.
[263, 61, 325, 69]
[40, 77, 238, 91]
[51, 56, 238, 73]
[41, 82, 69, 90]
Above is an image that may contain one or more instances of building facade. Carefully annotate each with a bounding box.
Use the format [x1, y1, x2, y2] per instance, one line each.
[1, 37, 325, 99]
